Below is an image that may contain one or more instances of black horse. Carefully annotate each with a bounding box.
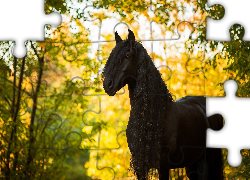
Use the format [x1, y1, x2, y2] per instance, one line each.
[103, 29, 224, 180]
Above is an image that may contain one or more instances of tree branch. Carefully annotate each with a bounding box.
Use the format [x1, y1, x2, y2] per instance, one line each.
[11, 56, 19, 171]
[0, 94, 11, 108]
[12, 57, 16, 116]
[0, 132, 9, 143]
[1, 78, 32, 98]
[26, 45, 44, 177]
[6, 56, 26, 179]
[30, 41, 40, 59]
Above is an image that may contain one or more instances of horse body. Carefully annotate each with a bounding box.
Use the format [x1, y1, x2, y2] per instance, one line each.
[166, 96, 208, 168]
[103, 29, 224, 180]
[127, 95, 208, 175]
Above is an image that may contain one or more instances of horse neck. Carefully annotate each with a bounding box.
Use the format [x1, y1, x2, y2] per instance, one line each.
[128, 45, 173, 108]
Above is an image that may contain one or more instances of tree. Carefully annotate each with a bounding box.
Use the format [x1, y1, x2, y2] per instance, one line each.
[0, 1, 101, 179]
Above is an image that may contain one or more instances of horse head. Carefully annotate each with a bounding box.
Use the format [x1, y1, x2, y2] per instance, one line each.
[103, 29, 138, 96]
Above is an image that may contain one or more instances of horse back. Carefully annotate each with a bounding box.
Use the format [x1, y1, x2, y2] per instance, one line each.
[171, 95, 208, 135]
[175, 95, 206, 112]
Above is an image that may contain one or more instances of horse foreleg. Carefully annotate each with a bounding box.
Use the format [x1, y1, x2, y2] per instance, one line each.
[186, 160, 208, 180]
[205, 148, 224, 180]
[159, 153, 170, 180]
[135, 170, 147, 180]
[186, 161, 199, 180]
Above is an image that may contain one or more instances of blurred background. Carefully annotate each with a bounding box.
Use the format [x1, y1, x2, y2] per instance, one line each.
[0, 0, 250, 179]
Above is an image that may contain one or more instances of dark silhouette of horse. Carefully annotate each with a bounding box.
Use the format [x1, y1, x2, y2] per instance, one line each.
[102, 29, 224, 180]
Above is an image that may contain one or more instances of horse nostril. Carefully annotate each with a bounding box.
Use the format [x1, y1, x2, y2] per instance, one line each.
[108, 80, 113, 88]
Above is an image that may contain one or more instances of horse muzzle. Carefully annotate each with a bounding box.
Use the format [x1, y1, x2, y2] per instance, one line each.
[103, 78, 117, 96]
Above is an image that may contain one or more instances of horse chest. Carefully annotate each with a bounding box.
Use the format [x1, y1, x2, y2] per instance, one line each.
[126, 116, 159, 152]
[126, 117, 141, 151]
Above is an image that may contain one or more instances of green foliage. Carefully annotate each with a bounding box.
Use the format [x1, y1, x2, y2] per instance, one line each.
[0, 1, 102, 179]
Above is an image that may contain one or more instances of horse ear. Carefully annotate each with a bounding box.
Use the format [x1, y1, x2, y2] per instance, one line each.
[128, 29, 135, 42]
[128, 29, 136, 51]
[115, 31, 122, 44]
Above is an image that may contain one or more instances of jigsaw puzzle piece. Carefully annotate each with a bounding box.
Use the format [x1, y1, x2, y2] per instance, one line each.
[82, 5, 103, 40]
[44, 40, 113, 97]
[81, 81, 133, 179]
[207, 0, 250, 41]
[185, 42, 222, 97]
[149, 19, 180, 42]
[36, 51, 86, 97]
[97, 22, 132, 62]
[82, 5, 111, 63]
[178, 146, 207, 178]
[87, 131, 128, 180]
[46, 34, 90, 63]
[149, 19, 203, 46]
[82, 129, 127, 179]
[19, 64, 51, 116]
[61, 42, 79, 62]
[0, 0, 61, 58]
[81, 91, 127, 148]
[207, 79, 250, 167]
[81, 95, 115, 149]
[37, 112, 64, 150]
[9, 112, 67, 178]
[142, 21, 194, 63]
[184, 147, 223, 179]
[88, 149, 116, 179]
[148, 4, 196, 41]
[62, 147, 92, 179]
[34, 109, 98, 178]
[7, 72, 49, 118]
[165, 145, 223, 178]
[184, 43, 211, 96]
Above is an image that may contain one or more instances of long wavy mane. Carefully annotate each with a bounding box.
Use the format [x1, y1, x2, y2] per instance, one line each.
[128, 41, 173, 178]
[133, 42, 173, 100]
